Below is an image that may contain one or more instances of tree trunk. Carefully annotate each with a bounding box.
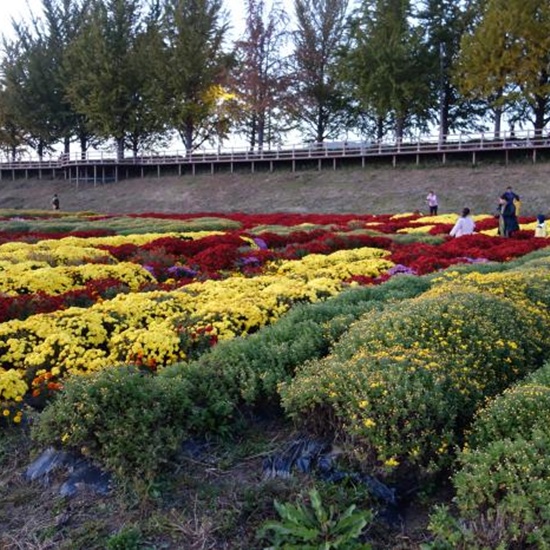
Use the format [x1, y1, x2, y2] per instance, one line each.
[533, 94, 546, 137]
[184, 120, 194, 153]
[493, 106, 502, 139]
[79, 134, 88, 161]
[116, 137, 125, 161]
[257, 111, 265, 151]
[395, 117, 404, 142]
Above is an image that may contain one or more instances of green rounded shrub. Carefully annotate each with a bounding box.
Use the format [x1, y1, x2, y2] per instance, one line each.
[429, 433, 550, 549]
[281, 289, 548, 476]
[281, 346, 459, 474]
[32, 366, 193, 482]
[466, 363, 550, 450]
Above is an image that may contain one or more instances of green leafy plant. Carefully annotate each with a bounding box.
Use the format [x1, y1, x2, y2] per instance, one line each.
[106, 526, 142, 550]
[281, 283, 550, 477]
[427, 433, 550, 549]
[258, 488, 372, 549]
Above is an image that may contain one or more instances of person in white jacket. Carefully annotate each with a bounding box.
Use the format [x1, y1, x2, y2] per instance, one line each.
[450, 207, 475, 237]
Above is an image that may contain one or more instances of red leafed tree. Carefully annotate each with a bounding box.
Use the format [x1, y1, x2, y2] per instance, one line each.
[230, 0, 291, 151]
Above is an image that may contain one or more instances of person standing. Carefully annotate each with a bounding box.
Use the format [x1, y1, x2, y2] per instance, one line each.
[426, 190, 438, 215]
[450, 207, 475, 237]
[51, 194, 60, 210]
[500, 186, 520, 237]
[501, 185, 520, 205]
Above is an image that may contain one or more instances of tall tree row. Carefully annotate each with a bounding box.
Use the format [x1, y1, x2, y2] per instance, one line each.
[1, 0, 550, 160]
[289, 0, 351, 143]
[344, 0, 432, 142]
[162, 0, 231, 152]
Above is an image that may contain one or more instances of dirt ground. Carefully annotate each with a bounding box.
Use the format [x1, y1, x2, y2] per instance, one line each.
[1, 161, 549, 216]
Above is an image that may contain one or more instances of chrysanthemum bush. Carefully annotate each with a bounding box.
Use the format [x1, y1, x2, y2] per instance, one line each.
[279, 282, 550, 477]
[29, 276, 431, 480]
[0, 246, 394, 407]
[0, 261, 154, 295]
[31, 366, 195, 483]
[427, 362, 550, 549]
[1, 211, 549, 488]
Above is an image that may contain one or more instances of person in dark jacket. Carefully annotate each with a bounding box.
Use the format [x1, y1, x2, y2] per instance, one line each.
[499, 186, 520, 237]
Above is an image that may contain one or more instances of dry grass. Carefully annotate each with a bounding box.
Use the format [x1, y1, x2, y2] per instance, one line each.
[0, 161, 549, 217]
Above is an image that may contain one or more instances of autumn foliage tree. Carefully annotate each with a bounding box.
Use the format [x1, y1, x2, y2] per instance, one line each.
[230, 0, 290, 151]
[456, 0, 550, 135]
[161, 0, 232, 153]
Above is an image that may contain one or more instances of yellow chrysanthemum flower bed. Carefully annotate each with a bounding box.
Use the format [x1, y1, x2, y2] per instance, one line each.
[397, 225, 435, 234]
[429, 266, 550, 318]
[398, 214, 494, 233]
[269, 247, 394, 280]
[390, 213, 416, 219]
[0, 230, 225, 256]
[480, 220, 539, 236]
[0, 244, 115, 265]
[0, 262, 155, 295]
[0, 248, 394, 403]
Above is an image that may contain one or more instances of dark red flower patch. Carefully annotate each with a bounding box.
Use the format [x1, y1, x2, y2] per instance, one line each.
[0, 278, 131, 323]
[97, 243, 141, 261]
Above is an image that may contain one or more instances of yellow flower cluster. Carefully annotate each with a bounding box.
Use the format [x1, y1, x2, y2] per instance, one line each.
[398, 225, 435, 234]
[0, 262, 155, 295]
[0, 240, 398, 405]
[390, 213, 416, 219]
[429, 268, 550, 321]
[479, 220, 538, 236]
[280, 261, 550, 474]
[398, 214, 493, 233]
[269, 247, 394, 281]
[0, 243, 114, 265]
[0, 368, 28, 401]
[0, 230, 225, 261]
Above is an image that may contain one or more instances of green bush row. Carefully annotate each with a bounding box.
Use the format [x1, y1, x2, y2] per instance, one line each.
[428, 361, 550, 549]
[279, 267, 550, 479]
[31, 275, 430, 483]
[29, 250, 550, 485]
[0, 214, 241, 235]
[33, 366, 194, 482]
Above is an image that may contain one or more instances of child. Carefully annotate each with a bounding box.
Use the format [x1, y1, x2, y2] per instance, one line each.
[535, 214, 547, 238]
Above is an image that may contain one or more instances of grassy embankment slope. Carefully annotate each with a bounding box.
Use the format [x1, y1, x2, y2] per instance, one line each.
[0, 162, 549, 216]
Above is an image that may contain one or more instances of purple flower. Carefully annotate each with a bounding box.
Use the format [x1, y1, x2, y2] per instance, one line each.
[240, 256, 260, 266]
[462, 257, 489, 264]
[143, 264, 155, 275]
[253, 237, 268, 250]
[388, 264, 417, 276]
[167, 265, 197, 278]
